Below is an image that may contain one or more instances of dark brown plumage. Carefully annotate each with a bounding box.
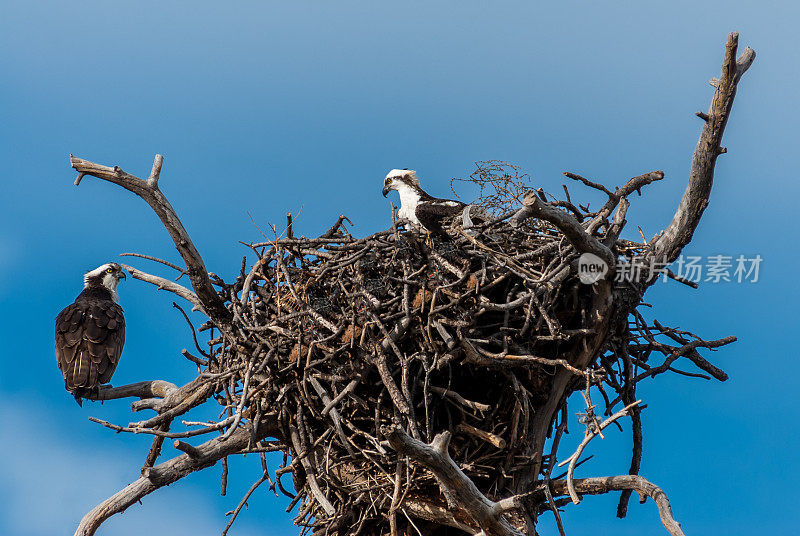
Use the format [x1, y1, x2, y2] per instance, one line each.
[55, 263, 126, 405]
[414, 195, 467, 235]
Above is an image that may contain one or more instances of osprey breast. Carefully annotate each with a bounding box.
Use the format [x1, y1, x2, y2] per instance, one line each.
[396, 189, 421, 224]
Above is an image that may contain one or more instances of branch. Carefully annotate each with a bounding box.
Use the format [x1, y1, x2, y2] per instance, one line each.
[120, 264, 201, 310]
[430, 386, 491, 413]
[511, 192, 615, 267]
[558, 399, 642, 504]
[74, 416, 280, 536]
[547, 475, 685, 536]
[128, 378, 215, 428]
[401, 498, 475, 533]
[563, 172, 613, 197]
[384, 426, 523, 536]
[119, 252, 187, 275]
[603, 197, 630, 246]
[69, 154, 231, 325]
[89, 380, 178, 402]
[221, 466, 271, 535]
[650, 32, 755, 263]
[173, 440, 203, 458]
[587, 171, 664, 234]
[89, 415, 235, 439]
[515, 33, 752, 500]
[632, 335, 736, 383]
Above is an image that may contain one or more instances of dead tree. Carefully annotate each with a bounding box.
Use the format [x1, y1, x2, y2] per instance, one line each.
[66, 32, 753, 536]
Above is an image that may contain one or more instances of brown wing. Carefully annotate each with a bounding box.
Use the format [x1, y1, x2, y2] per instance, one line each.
[55, 302, 87, 390]
[55, 300, 125, 392]
[415, 200, 466, 234]
[96, 301, 125, 384]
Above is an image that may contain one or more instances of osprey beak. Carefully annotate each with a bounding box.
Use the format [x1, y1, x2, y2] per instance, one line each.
[119, 271, 127, 281]
[382, 185, 390, 197]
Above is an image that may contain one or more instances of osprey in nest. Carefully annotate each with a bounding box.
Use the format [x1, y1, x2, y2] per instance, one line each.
[55, 263, 126, 406]
[382, 169, 475, 235]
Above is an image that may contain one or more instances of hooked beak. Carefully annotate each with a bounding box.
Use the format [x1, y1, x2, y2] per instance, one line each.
[118, 271, 127, 281]
[382, 185, 391, 197]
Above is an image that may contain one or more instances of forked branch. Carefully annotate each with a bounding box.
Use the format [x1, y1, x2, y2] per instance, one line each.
[74, 416, 281, 536]
[385, 426, 523, 536]
[558, 399, 643, 504]
[69, 154, 231, 325]
[511, 192, 615, 267]
[585, 171, 665, 234]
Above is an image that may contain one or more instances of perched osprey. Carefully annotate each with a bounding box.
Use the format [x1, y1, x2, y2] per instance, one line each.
[382, 169, 466, 234]
[55, 263, 126, 406]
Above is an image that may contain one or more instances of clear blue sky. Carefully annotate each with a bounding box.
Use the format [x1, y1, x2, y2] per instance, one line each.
[1, 2, 796, 535]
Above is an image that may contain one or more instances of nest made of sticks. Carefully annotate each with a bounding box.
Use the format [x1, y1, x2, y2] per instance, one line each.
[192, 162, 730, 535]
[201, 164, 608, 532]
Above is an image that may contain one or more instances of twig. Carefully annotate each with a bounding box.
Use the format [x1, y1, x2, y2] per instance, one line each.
[119, 252, 187, 277]
[120, 264, 201, 310]
[558, 400, 642, 504]
[221, 468, 271, 535]
[74, 416, 280, 536]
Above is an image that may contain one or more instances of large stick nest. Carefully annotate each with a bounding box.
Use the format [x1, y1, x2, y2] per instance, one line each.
[196, 162, 729, 534]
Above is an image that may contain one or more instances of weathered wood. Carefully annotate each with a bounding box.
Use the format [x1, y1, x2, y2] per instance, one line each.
[120, 263, 201, 310]
[386, 426, 523, 536]
[512, 192, 615, 267]
[92, 380, 178, 401]
[74, 416, 280, 536]
[548, 476, 685, 536]
[650, 33, 755, 264]
[69, 155, 232, 325]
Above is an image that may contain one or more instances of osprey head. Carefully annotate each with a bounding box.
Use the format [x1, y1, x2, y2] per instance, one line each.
[382, 169, 420, 197]
[84, 262, 126, 299]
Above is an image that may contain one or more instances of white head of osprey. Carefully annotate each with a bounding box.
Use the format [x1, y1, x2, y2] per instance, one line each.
[578, 252, 609, 284]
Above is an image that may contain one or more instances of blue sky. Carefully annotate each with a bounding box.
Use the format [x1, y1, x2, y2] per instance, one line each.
[1, 2, 797, 535]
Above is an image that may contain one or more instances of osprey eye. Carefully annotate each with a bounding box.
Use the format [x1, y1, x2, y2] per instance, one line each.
[107, 268, 114, 273]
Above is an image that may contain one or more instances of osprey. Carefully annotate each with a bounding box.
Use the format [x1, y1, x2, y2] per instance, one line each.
[382, 169, 467, 234]
[55, 263, 126, 406]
